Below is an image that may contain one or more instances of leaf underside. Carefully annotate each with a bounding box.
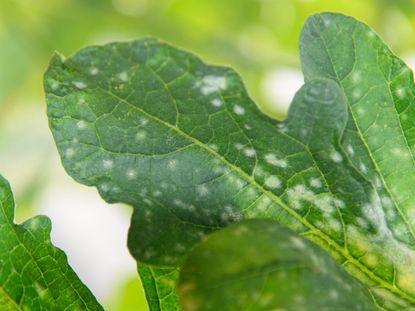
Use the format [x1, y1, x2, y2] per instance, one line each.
[44, 12, 415, 310]
[0, 175, 103, 311]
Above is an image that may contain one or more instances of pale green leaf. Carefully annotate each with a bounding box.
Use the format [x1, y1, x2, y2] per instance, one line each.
[0, 175, 103, 310]
[178, 219, 377, 311]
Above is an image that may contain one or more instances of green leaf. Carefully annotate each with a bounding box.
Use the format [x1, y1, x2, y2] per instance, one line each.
[300, 12, 415, 308]
[137, 263, 180, 311]
[44, 14, 415, 309]
[178, 219, 377, 311]
[0, 175, 103, 310]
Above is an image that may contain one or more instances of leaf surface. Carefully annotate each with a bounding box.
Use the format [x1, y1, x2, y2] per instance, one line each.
[300, 12, 415, 308]
[0, 175, 103, 310]
[44, 14, 415, 309]
[178, 219, 377, 311]
[137, 263, 180, 311]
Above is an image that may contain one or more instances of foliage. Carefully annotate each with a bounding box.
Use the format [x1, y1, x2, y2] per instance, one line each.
[1, 10, 414, 311]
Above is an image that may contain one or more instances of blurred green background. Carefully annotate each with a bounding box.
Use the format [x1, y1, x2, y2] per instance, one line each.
[1, 0, 415, 309]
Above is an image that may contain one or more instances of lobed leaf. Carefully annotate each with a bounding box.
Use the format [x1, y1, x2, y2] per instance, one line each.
[0, 175, 103, 310]
[44, 13, 415, 310]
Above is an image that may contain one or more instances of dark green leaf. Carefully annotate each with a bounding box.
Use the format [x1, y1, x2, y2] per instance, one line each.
[178, 219, 377, 311]
[0, 175, 103, 310]
[44, 13, 415, 309]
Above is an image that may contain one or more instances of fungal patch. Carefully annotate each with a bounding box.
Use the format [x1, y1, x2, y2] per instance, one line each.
[243, 148, 256, 157]
[396, 87, 406, 99]
[118, 72, 129, 82]
[76, 120, 87, 130]
[196, 185, 209, 196]
[264, 153, 288, 168]
[126, 169, 137, 180]
[196, 75, 227, 95]
[233, 105, 245, 115]
[234, 143, 243, 150]
[346, 144, 355, 156]
[89, 67, 99, 75]
[211, 98, 222, 107]
[330, 151, 343, 163]
[65, 148, 75, 158]
[135, 131, 146, 141]
[264, 175, 281, 189]
[102, 159, 114, 169]
[351, 71, 361, 83]
[73, 81, 87, 89]
[50, 80, 59, 90]
[359, 162, 367, 174]
[167, 159, 177, 170]
[310, 177, 322, 189]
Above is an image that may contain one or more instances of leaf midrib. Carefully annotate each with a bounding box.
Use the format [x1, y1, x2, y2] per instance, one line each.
[95, 84, 415, 305]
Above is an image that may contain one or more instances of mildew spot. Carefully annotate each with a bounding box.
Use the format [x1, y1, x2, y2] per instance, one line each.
[264, 153, 288, 168]
[264, 175, 281, 189]
[233, 105, 245, 115]
[196, 75, 227, 95]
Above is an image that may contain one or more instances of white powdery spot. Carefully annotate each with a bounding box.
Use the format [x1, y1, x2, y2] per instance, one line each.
[310, 178, 322, 189]
[73, 81, 88, 89]
[50, 80, 59, 90]
[77, 120, 87, 130]
[290, 236, 307, 250]
[347, 144, 355, 156]
[286, 184, 315, 210]
[89, 67, 99, 75]
[233, 105, 245, 115]
[352, 89, 362, 100]
[118, 72, 129, 82]
[103, 159, 114, 170]
[330, 151, 343, 163]
[234, 143, 243, 150]
[196, 75, 227, 95]
[243, 148, 256, 157]
[351, 71, 361, 83]
[264, 153, 288, 168]
[359, 162, 367, 174]
[208, 144, 219, 152]
[135, 130, 147, 141]
[126, 169, 137, 180]
[65, 148, 75, 158]
[196, 185, 209, 196]
[264, 175, 281, 189]
[139, 117, 149, 126]
[244, 124, 252, 130]
[374, 176, 382, 189]
[211, 98, 222, 107]
[167, 159, 177, 170]
[396, 87, 406, 99]
[314, 195, 336, 213]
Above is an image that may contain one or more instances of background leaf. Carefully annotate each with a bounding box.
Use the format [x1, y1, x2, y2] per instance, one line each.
[137, 263, 180, 311]
[178, 219, 377, 311]
[0, 175, 103, 310]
